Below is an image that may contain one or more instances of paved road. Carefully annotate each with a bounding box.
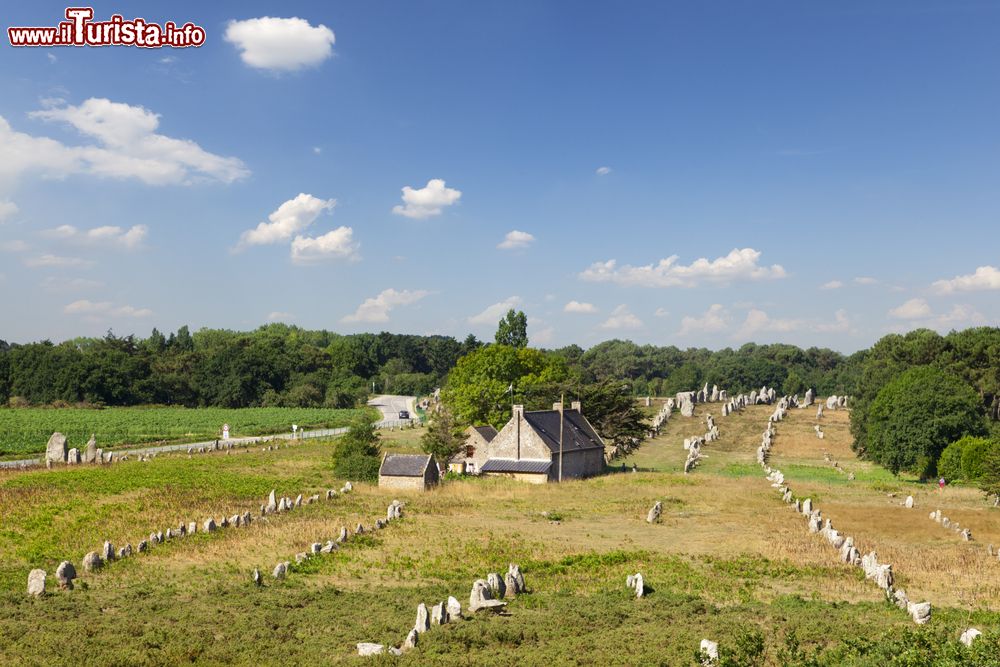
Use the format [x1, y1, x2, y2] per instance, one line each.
[367, 394, 418, 426]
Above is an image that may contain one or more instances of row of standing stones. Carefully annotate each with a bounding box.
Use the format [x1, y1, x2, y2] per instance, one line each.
[260, 498, 403, 585]
[758, 398, 984, 647]
[26, 481, 355, 597]
[357, 564, 526, 657]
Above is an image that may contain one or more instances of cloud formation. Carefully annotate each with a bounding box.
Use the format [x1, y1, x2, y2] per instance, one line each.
[564, 300, 597, 314]
[343, 288, 430, 323]
[820, 280, 843, 290]
[888, 298, 932, 320]
[580, 248, 787, 288]
[678, 304, 730, 335]
[290, 227, 359, 264]
[392, 179, 462, 219]
[0, 199, 18, 222]
[932, 265, 1000, 294]
[225, 17, 335, 72]
[600, 304, 643, 330]
[12, 98, 248, 185]
[595, 166, 611, 175]
[64, 299, 151, 318]
[24, 254, 93, 269]
[497, 230, 535, 250]
[237, 193, 336, 249]
[44, 223, 147, 249]
[468, 296, 522, 325]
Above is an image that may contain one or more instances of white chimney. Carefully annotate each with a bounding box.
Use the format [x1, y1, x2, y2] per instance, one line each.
[552, 401, 563, 411]
[512, 404, 524, 419]
[571, 400, 581, 413]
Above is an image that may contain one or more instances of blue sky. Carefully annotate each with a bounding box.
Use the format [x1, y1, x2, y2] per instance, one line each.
[0, 1, 998, 352]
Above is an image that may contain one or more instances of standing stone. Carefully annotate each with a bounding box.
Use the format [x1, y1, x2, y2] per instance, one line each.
[633, 573, 645, 598]
[45, 432, 68, 465]
[188, 522, 197, 535]
[66, 448, 80, 464]
[272, 562, 288, 579]
[252, 569, 262, 586]
[700, 639, 719, 664]
[55, 561, 76, 589]
[294, 494, 303, 508]
[82, 551, 103, 572]
[356, 643, 384, 656]
[337, 527, 348, 542]
[802, 499, 813, 515]
[414, 603, 430, 634]
[403, 629, 419, 650]
[646, 501, 663, 524]
[908, 601, 931, 625]
[27, 569, 46, 597]
[82, 435, 98, 464]
[447, 595, 462, 619]
[137, 540, 148, 553]
[431, 601, 448, 625]
[487, 572, 506, 599]
[680, 400, 695, 418]
[203, 518, 217, 533]
[266, 489, 277, 513]
[469, 579, 506, 612]
[960, 628, 982, 647]
[101, 541, 115, 562]
[904, 496, 914, 508]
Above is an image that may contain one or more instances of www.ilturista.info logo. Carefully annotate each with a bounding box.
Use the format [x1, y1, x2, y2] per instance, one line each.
[7, 7, 206, 48]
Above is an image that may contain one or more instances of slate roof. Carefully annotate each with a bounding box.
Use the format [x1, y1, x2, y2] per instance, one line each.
[481, 459, 552, 474]
[472, 425, 498, 442]
[379, 453, 432, 477]
[522, 409, 604, 453]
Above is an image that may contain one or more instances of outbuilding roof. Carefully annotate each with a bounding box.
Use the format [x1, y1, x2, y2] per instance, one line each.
[472, 425, 498, 442]
[379, 453, 432, 477]
[481, 459, 552, 474]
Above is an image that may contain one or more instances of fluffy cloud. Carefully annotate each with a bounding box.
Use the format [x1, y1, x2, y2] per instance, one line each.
[497, 230, 535, 250]
[533, 326, 555, 345]
[64, 299, 151, 318]
[0, 199, 18, 222]
[595, 166, 611, 176]
[931, 266, 1000, 294]
[342, 288, 429, 323]
[580, 248, 787, 288]
[854, 276, 878, 285]
[734, 309, 803, 339]
[815, 309, 851, 333]
[12, 98, 248, 185]
[468, 296, 522, 325]
[290, 227, 359, 264]
[600, 304, 643, 330]
[266, 311, 293, 321]
[678, 304, 730, 335]
[237, 193, 336, 249]
[24, 254, 93, 268]
[820, 280, 843, 290]
[224, 17, 335, 72]
[392, 179, 462, 219]
[43, 223, 147, 249]
[0, 239, 29, 252]
[888, 298, 932, 320]
[564, 300, 597, 314]
[654, 307, 669, 317]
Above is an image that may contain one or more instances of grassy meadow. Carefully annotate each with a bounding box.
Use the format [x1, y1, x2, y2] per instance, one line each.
[1, 403, 999, 665]
[0, 406, 370, 458]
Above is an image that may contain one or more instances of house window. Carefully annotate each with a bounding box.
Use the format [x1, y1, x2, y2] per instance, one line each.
[466, 445, 475, 457]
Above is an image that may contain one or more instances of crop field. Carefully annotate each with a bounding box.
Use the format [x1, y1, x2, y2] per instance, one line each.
[1, 403, 999, 665]
[0, 407, 371, 458]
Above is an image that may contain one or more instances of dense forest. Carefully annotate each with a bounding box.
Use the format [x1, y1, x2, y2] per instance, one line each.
[0, 324, 860, 409]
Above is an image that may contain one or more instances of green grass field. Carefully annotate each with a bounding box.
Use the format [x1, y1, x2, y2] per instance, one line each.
[0, 407, 370, 458]
[1, 403, 999, 665]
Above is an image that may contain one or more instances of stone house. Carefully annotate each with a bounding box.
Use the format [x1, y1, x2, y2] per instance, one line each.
[448, 425, 497, 474]
[480, 402, 605, 483]
[378, 453, 440, 491]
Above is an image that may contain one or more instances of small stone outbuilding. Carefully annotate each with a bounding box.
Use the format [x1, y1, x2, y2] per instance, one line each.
[378, 453, 440, 491]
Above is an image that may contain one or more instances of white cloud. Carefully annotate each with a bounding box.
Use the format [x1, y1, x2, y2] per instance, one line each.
[159, 56, 177, 65]
[854, 276, 878, 285]
[600, 304, 643, 330]
[64, 299, 151, 318]
[595, 166, 611, 176]
[497, 230, 535, 250]
[0, 239, 29, 252]
[0, 199, 18, 222]
[468, 296, 522, 325]
[290, 227, 359, 265]
[533, 326, 555, 345]
[580, 248, 787, 288]
[820, 280, 843, 290]
[678, 304, 730, 335]
[224, 17, 335, 72]
[14, 98, 248, 185]
[564, 300, 597, 314]
[935, 304, 986, 326]
[237, 193, 336, 249]
[40, 276, 103, 291]
[43, 223, 147, 249]
[312, 146, 322, 155]
[392, 179, 462, 219]
[24, 254, 94, 268]
[654, 307, 669, 317]
[815, 309, 851, 333]
[343, 288, 429, 323]
[266, 311, 293, 321]
[889, 298, 932, 320]
[734, 309, 803, 339]
[931, 266, 1000, 294]
[47, 53, 57, 64]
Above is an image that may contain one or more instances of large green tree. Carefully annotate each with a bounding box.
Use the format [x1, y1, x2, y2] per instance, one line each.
[421, 406, 466, 462]
[495, 309, 528, 349]
[333, 413, 383, 482]
[865, 366, 986, 477]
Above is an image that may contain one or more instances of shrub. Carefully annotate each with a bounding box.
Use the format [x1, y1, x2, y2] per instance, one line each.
[961, 436, 996, 482]
[333, 414, 382, 482]
[937, 438, 969, 482]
